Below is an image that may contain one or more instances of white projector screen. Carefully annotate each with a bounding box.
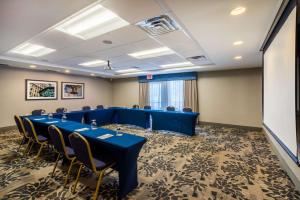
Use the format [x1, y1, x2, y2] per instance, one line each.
[264, 7, 297, 157]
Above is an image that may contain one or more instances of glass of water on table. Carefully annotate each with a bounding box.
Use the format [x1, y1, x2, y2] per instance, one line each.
[91, 119, 97, 130]
[116, 125, 123, 136]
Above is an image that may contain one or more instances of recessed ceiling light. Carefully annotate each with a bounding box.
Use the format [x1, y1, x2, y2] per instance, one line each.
[29, 65, 37, 68]
[234, 56, 242, 60]
[230, 7, 246, 16]
[160, 62, 193, 68]
[65, 69, 70, 73]
[128, 47, 175, 59]
[115, 68, 140, 73]
[55, 3, 129, 40]
[9, 43, 56, 57]
[163, 66, 204, 72]
[79, 60, 106, 67]
[233, 41, 243, 46]
[120, 71, 145, 76]
[91, 73, 95, 76]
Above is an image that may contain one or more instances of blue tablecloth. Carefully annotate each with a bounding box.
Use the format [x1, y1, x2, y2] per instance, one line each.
[112, 108, 150, 128]
[26, 116, 146, 199]
[84, 109, 114, 126]
[53, 110, 85, 123]
[148, 110, 199, 136]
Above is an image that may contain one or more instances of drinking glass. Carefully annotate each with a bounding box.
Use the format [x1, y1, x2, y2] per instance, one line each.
[91, 119, 97, 130]
[62, 113, 67, 122]
[48, 113, 53, 119]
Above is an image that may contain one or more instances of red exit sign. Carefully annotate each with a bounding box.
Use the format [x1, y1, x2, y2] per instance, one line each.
[146, 74, 153, 79]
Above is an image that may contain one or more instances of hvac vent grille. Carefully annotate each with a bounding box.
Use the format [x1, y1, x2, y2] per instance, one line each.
[136, 15, 179, 36]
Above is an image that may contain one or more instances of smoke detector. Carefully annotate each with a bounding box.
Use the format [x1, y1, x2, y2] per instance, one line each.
[136, 15, 179, 36]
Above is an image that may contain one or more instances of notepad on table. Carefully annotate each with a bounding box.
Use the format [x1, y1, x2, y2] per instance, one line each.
[97, 134, 113, 140]
[46, 121, 59, 124]
[75, 128, 89, 132]
[34, 118, 46, 121]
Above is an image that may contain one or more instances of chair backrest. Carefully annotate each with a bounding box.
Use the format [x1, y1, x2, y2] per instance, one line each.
[56, 107, 67, 113]
[32, 109, 45, 116]
[23, 118, 38, 141]
[96, 105, 104, 109]
[132, 105, 139, 109]
[183, 107, 192, 112]
[14, 115, 26, 137]
[82, 106, 91, 111]
[69, 133, 96, 172]
[144, 105, 151, 109]
[48, 125, 71, 159]
[166, 106, 175, 111]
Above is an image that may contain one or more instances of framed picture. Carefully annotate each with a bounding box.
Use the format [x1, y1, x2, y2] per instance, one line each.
[61, 82, 84, 99]
[25, 79, 58, 100]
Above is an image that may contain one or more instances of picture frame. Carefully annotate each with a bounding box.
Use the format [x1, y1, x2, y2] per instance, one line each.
[25, 79, 58, 100]
[61, 82, 85, 99]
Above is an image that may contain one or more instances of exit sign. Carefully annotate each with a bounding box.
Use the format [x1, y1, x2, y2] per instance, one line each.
[147, 74, 153, 79]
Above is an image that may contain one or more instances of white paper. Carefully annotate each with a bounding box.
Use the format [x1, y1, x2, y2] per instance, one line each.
[46, 121, 59, 124]
[75, 128, 89, 132]
[34, 118, 46, 121]
[97, 134, 113, 140]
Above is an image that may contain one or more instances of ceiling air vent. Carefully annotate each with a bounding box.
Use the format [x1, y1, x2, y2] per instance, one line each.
[187, 55, 207, 61]
[136, 15, 179, 36]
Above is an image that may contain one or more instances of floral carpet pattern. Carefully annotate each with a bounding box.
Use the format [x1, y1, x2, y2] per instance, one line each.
[0, 124, 299, 200]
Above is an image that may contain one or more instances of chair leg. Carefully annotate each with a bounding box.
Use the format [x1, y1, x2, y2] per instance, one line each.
[93, 171, 105, 200]
[51, 153, 61, 177]
[17, 137, 25, 153]
[27, 141, 34, 156]
[35, 144, 44, 160]
[72, 164, 83, 193]
[64, 158, 75, 187]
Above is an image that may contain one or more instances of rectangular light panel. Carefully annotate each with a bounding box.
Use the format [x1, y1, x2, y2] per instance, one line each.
[115, 68, 140, 73]
[160, 61, 193, 68]
[10, 43, 56, 57]
[79, 59, 106, 67]
[128, 47, 175, 59]
[55, 3, 129, 40]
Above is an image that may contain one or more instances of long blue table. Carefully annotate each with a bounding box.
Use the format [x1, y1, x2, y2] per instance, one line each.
[112, 108, 150, 129]
[27, 116, 146, 199]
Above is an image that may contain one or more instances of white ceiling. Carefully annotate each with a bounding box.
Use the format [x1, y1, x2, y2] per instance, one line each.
[0, 0, 282, 78]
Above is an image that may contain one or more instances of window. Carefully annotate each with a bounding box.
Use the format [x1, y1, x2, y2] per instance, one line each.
[149, 80, 184, 110]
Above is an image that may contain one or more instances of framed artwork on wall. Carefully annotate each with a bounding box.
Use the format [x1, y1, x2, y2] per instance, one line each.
[25, 79, 58, 100]
[61, 82, 84, 99]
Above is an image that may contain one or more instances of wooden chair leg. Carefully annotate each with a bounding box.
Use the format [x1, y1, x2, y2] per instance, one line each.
[93, 170, 105, 200]
[64, 158, 76, 186]
[72, 164, 83, 193]
[35, 143, 44, 160]
[51, 153, 61, 177]
[27, 141, 34, 156]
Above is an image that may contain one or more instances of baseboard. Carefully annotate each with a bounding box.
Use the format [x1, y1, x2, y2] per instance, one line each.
[199, 121, 262, 132]
[0, 125, 17, 132]
[263, 127, 300, 191]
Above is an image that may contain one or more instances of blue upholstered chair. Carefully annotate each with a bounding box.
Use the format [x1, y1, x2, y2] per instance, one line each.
[183, 107, 192, 112]
[166, 106, 175, 111]
[32, 109, 46, 116]
[23, 118, 48, 159]
[48, 125, 77, 186]
[96, 105, 104, 109]
[82, 106, 91, 111]
[132, 104, 139, 109]
[144, 105, 151, 109]
[14, 115, 30, 153]
[69, 133, 115, 200]
[56, 107, 67, 113]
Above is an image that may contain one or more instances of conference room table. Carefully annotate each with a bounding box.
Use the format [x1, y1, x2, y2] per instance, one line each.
[27, 115, 147, 199]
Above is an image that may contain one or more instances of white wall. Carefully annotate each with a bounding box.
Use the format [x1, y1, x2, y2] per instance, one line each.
[0, 66, 113, 128]
[112, 68, 262, 127]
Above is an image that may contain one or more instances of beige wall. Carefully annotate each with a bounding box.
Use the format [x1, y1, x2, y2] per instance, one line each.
[111, 68, 262, 127]
[198, 68, 262, 127]
[0, 67, 113, 128]
[112, 78, 139, 107]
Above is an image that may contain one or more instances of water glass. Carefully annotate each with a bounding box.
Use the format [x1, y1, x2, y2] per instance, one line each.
[91, 119, 97, 130]
[116, 125, 122, 136]
[48, 113, 53, 119]
[62, 113, 67, 122]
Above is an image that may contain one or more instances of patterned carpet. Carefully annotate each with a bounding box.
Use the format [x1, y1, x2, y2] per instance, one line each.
[0, 124, 299, 200]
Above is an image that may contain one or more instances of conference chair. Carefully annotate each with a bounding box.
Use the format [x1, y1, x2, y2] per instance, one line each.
[183, 107, 193, 112]
[56, 107, 67, 113]
[144, 105, 151, 109]
[96, 105, 104, 109]
[23, 118, 49, 159]
[69, 133, 115, 200]
[48, 125, 77, 186]
[14, 115, 30, 153]
[82, 106, 91, 111]
[166, 106, 175, 111]
[32, 109, 46, 116]
[132, 105, 139, 109]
